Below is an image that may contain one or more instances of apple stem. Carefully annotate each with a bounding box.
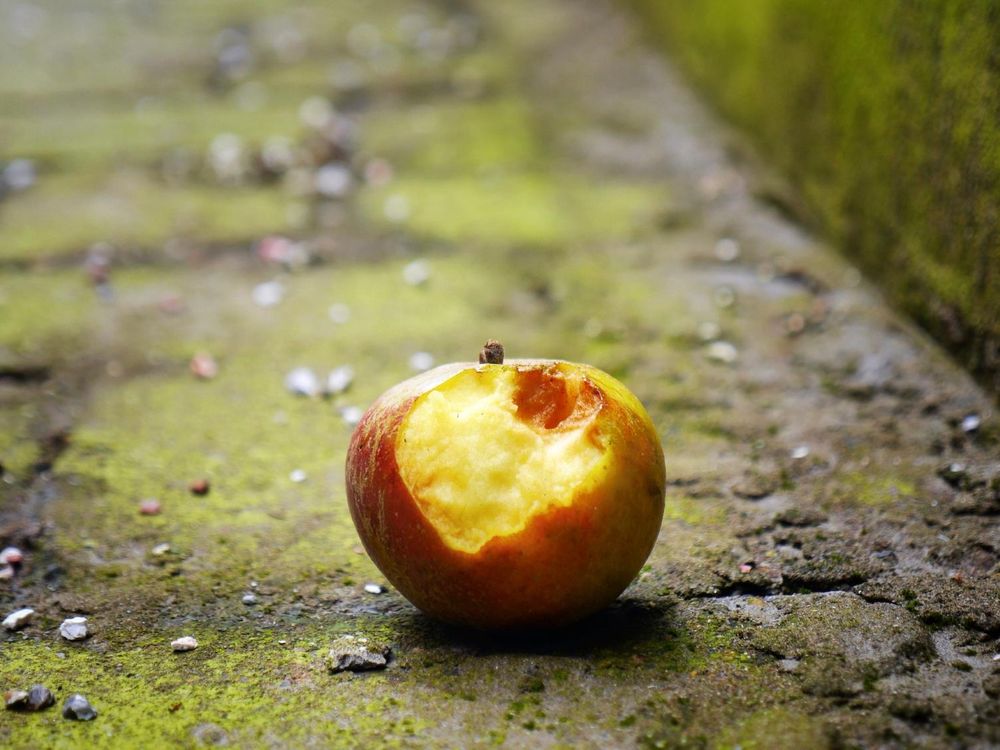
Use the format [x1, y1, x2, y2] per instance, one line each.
[479, 340, 505, 364]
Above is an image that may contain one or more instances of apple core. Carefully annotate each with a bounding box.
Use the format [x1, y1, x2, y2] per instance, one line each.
[396, 364, 606, 553]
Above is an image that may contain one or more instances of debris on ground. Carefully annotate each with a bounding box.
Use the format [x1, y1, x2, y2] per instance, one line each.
[408, 352, 435, 372]
[18, 685, 55, 711]
[326, 365, 354, 395]
[252, 280, 285, 308]
[402, 259, 430, 286]
[705, 340, 738, 364]
[171, 636, 198, 652]
[326, 635, 391, 673]
[189, 479, 210, 496]
[2, 608, 34, 631]
[4, 690, 29, 710]
[285, 367, 320, 397]
[62, 694, 97, 721]
[189, 353, 219, 380]
[59, 617, 89, 641]
[339, 406, 363, 425]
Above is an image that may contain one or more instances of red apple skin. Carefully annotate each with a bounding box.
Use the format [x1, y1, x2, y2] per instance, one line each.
[345, 360, 666, 630]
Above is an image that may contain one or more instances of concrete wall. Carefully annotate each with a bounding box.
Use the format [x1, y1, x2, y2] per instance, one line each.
[631, 0, 999, 392]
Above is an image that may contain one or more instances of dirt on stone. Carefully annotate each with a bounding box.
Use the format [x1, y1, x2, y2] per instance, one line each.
[1, 0, 997, 748]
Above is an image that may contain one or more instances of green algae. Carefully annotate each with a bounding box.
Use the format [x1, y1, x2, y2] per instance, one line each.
[362, 97, 541, 175]
[358, 174, 664, 248]
[1, 175, 290, 262]
[629, 0, 1000, 393]
[0, 270, 98, 376]
[662, 493, 726, 527]
[714, 707, 829, 750]
[828, 471, 917, 508]
[0, 623, 433, 749]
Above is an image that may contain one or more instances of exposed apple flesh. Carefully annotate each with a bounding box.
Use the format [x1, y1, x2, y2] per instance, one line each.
[346, 352, 665, 630]
[397, 365, 604, 554]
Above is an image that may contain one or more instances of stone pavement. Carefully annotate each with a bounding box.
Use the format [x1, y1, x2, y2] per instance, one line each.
[1, 0, 997, 747]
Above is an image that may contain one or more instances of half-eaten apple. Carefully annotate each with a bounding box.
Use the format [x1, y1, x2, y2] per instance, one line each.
[345, 341, 665, 629]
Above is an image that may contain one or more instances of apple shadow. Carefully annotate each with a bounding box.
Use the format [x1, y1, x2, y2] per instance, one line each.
[395, 596, 679, 658]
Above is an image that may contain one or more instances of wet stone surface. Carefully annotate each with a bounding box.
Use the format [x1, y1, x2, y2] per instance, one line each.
[0, 0, 997, 747]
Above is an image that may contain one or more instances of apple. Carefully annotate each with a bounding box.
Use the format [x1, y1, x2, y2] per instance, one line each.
[345, 341, 665, 630]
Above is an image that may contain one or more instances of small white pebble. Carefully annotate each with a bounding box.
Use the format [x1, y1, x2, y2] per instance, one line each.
[151, 543, 171, 556]
[278, 639, 288, 645]
[0, 566, 12, 580]
[402, 259, 430, 286]
[790, 445, 811, 460]
[285, 367, 320, 397]
[384, 193, 410, 223]
[364, 583, 384, 594]
[714, 237, 741, 262]
[299, 96, 334, 129]
[290, 469, 308, 483]
[171, 636, 198, 652]
[242, 593, 258, 605]
[0, 546, 24, 565]
[961, 414, 981, 433]
[341, 406, 363, 425]
[2, 607, 34, 631]
[408, 351, 434, 372]
[252, 280, 285, 308]
[705, 340, 738, 364]
[582, 319, 603, 339]
[59, 616, 89, 641]
[326, 365, 354, 395]
[3, 159, 36, 191]
[328, 303, 351, 324]
[314, 163, 353, 198]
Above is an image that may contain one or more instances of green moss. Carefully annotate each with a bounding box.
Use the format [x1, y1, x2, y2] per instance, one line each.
[0, 622, 440, 749]
[363, 97, 541, 174]
[1, 174, 290, 261]
[629, 0, 1000, 392]
[2, 96, 302, 174]
[828, 472, 917, 507]
[0, 270, 97, 357]
[0, 407, 39, 478]
[359, 174, 664, 247]
[662, 493, 726, 526]
[714, 707, 829, 750]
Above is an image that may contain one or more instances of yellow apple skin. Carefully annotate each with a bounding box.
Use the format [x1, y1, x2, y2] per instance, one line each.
[345, 360, 665, 630]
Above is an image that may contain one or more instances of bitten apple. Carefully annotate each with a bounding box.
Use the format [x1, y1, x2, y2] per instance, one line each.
[345, 341, 665, 630]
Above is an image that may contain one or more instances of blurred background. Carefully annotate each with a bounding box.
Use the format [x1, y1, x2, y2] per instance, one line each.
[1, 1, 997, 747]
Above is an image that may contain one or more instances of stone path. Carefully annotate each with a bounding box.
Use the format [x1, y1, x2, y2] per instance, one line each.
[1, 0, 997, 747]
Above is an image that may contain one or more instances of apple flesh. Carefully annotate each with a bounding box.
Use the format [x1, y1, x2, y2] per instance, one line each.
[345, 358, 665, 630]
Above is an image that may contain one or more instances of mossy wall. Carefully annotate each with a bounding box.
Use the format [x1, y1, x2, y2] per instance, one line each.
[629, 0, 999, 393]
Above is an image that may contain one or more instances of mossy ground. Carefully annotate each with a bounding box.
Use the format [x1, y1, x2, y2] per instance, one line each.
[1, 0, 997, 747]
